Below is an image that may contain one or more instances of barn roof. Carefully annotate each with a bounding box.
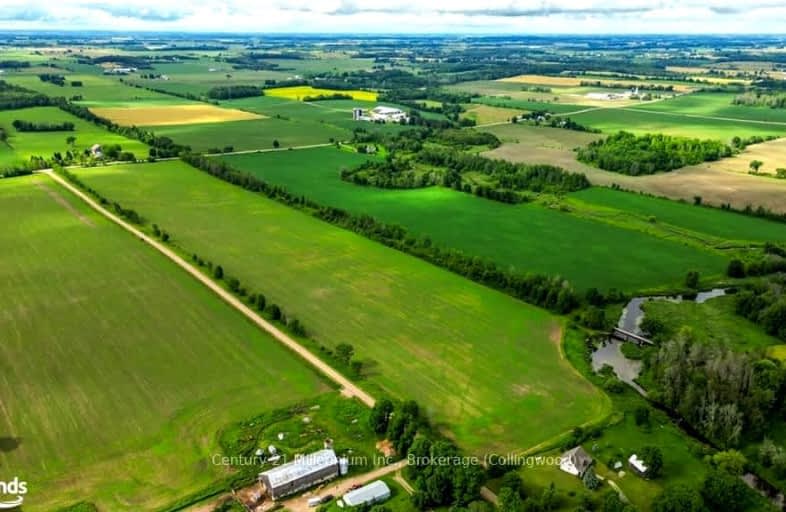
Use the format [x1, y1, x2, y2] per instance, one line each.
[260, 449, 338, 489]
[343, 480, 391, 507]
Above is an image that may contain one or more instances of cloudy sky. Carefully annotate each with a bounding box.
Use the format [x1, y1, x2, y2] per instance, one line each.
[1, 0, 786, 34]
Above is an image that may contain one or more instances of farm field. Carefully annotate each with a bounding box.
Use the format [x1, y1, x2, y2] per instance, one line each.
[70, 159, 609, 456]
[461, 103, 525, 125]
[570, 106, 786, 139]
[633, 92, 786, 123]
[0, 174, 328, 511]
[570, 187, 786, 243]
[265, 85, 378, 102]
[91, 103, 263, 126]
[145, 116, 349, 151]
[481, 123, 602, 173]
[220, 146, 729, 292]
[2, 72, 189, 107]
[0, 106, 148, 169]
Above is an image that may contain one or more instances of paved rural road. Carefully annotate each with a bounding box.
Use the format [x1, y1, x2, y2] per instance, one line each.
[42, 169, 376, 408]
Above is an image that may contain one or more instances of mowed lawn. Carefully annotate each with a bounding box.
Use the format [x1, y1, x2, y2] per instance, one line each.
[571, 187, 786, 243]
[71, 161, 609, 456]
[0, 106, 149, 169]
[220, 147, 728, 292]
[0, 174, 327, 511]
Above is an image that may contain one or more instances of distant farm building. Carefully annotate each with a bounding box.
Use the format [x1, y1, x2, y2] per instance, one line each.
[90, 144, 103, 158]
[342, 480, 391, 507]
[353, 106, 408, 123]
[628, 453, 649, 477]
[259, 449, 339, 500]
[559, 446, 594, 477]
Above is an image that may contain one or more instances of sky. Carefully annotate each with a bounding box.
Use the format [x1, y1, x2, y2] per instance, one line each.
[1, 0, 786, 34]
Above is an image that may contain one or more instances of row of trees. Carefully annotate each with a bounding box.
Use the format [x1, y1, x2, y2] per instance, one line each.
[182, 154, 580, 313]
[38, 73, 66, 86]
[12, 119, 74, 132]
[577, 131, 733, 175]
[733, 91, 786, 109]
[56, 168, 144, 224]
[206, 85, 263, 100]
[0, 80, 51, 110]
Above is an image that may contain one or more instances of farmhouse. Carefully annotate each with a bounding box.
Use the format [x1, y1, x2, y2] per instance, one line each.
[352, 106, 408, 123]
[559, 446, 594, 477]
[628, 453, 649, 477]
[259, 449, 339, 500]
[90, 144, 103, 158]
[342, 480, 391, 507]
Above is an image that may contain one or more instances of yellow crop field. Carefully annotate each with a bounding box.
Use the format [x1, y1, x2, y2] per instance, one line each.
[91, 104, 264, 126]
[265, 85, 378, 102]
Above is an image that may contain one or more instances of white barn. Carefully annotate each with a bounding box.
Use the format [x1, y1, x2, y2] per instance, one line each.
[343, 480, 391, 507]
[352, 106, 409, 123]
[259, 449, 339, 500]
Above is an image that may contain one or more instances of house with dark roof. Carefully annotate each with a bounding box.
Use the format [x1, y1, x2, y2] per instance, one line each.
[559, 446, 594, 477]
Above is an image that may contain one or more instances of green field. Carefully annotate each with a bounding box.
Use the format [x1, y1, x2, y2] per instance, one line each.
[145, 116, 349, 152]
[220, 146, 728, 292]
[570, 187, 786, 243]
[570, 106, 786, 140]
[0, 106, 149, 169]
[643, 295, 783, 352]
[635, 92, 786, 123]
[70, 160, 609, 455]
[3, 73, 189, 107]
[0, 174, 328, 511]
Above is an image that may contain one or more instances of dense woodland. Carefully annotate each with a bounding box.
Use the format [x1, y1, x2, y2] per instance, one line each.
[206, 85, 263, 100]
[577, 132, 733, 175]
[733, 91, 786, 109]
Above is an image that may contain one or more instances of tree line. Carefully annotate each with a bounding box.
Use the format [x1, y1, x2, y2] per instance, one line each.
[12, 119, 74, 132]
[56, 167, 144, 224]
[39, 73, 66, 86]
[733, 91, 786, 109]
[0, 80, 51, 110]
[206, 85, 263, 100]
[182, 154, 580, 313]
[577, 131, 733, 175]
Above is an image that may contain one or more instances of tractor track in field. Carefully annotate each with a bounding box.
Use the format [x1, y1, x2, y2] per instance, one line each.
[41, 168, 376, 409]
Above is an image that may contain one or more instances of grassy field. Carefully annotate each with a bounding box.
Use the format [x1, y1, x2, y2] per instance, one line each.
[0, 106, 148, 169]
[570, 106, 786, 140]
[0, 174, 328, 511]
[642, 295, 783, 352]
[145, 117, 348, 151]
[461, 104, 525, 125]
[634, 92, 786, 123]
[481, 123, 601, 174]
[570, 187, 786, 243]
[220, 146, 728, 293]
[91, 103, 263, 126]
[265, 85, 377, 102]
[70, 159, 609, 456]
[2, 72, 189, 107]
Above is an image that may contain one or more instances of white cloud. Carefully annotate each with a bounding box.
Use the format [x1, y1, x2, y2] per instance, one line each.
[0, 0, 784, 33]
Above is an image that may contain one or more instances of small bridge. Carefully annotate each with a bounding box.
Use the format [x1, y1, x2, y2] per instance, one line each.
[611, 327, 654, 346]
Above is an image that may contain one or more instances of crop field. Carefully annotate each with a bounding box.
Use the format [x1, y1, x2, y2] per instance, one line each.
[0, 106, 148, 169]
[0, 174, 328, 511]
[90, 103, 263, 126]
[461, 104, 525, 125]
[146, 116, 349, 151]
[481, 123, 602, 172]
[498, 73, 697, 92]
[265, 85, 378, 102]
[70, 160, 609, 456]
[2, 73, 188, 107]
[220, 147, 728, 292]
[570, 187, 786, 242]
[634, 92, 786, 123]
[569, 106, 786, 140]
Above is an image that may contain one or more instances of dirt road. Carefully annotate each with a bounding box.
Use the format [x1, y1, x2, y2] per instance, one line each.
[43, 169, 376, 408]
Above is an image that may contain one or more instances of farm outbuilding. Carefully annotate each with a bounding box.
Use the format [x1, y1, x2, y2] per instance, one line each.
[559, 446, 594, 477]
[342, 480, 391, 507]
[259, 449, 339, 500]
[628, 454, 649, 477]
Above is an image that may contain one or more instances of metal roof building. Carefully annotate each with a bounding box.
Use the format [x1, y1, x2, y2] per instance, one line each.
[342, 480, 391, 507]
[259, 449, 339, 500]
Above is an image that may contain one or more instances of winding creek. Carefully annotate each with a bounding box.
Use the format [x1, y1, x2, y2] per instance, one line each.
[591, 288, 785, 510]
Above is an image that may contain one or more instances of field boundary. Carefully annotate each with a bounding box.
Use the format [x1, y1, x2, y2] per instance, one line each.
[41, 168, 376, 408]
